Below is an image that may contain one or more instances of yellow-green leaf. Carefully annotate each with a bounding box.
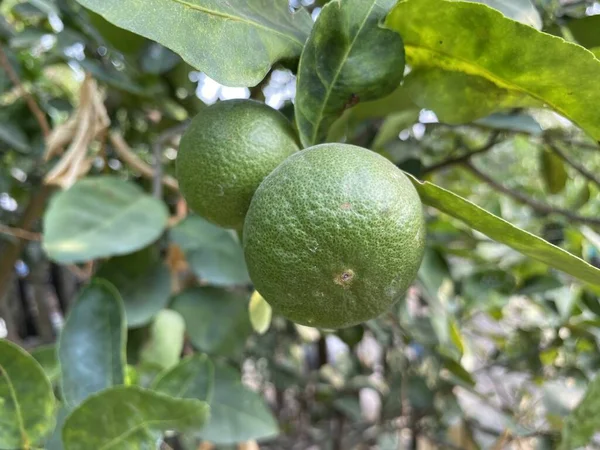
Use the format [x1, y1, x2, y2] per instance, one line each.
[249, 290, 272, 335]
[540, 148, 568, 194]
[385, 0, 600, 139]
[408, 175, 600, 287]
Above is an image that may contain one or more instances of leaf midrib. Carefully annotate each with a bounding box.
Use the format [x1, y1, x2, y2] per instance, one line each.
[403, 39, 584, 134]
[308, 0, 378, 145]
[1, 366, 29, 449]
[171, 0, 304, 47]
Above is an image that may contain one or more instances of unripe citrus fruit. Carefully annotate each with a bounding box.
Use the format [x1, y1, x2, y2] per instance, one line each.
[243, 143, 426, 329]
[176, 99, 299, 229]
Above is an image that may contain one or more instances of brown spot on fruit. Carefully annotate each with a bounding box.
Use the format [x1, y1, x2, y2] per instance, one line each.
[334, 269, 355, 288]
[341, 202, 352, 210]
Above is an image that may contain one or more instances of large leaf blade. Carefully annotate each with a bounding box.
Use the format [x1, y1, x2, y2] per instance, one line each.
[62, 386, 209, 450]
[75, 0, 312, 87]
[43, 176, 169, 263]
[385, 0, 600, 139]
[0, 339, 55, 449]
[58, 280, 127, 408]
[409, 176, 600, 287]
[295, 0, 404, 147]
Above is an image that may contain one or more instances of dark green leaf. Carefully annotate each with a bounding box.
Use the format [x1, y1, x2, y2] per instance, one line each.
[295, 0, 404, 147]
[540, 148, 568, 194]
[0, 121, 30, 153]
[199, 363, 278, 444]
[561, 374, 600, 449]
[58, 280, 126, 408]
[74, 0, 313, 87]
[171, 215, 250, 286]
[408, 176, 600, 286]
[43, 176, 169, 263]
[62, 386, 209, 450]
[171, 287, 252, 358]
[385, 0, 600, 139]
[139, 310, 186, 370]
[96, 247, 172, 328]
[30, 345, 60, 384]
[0, 339, 55, 449]
[152, 354, 214, 402]
[565, 15, 600, 49]
[140, 42, 181, 74]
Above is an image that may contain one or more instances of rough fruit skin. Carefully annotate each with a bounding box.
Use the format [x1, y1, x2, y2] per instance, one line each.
[243, 143, 426, 329]
[176, 99, 299, 230]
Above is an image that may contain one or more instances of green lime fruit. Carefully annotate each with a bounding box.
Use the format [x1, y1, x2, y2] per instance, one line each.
[243, 143, 426, 329]
[176, 99, 299, 230]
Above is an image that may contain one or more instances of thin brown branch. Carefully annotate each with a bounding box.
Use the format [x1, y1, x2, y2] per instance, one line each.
[0, 224, 42, 241]
[109, 131, 179, 193]
[422, 132, 500, 175]
[464, 162, 600, 226]
[0, 47, 50, 138]
[547, 141, 600, 188]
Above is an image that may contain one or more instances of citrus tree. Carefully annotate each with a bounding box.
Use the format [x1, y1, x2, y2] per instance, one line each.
[2, 0, 600, 449]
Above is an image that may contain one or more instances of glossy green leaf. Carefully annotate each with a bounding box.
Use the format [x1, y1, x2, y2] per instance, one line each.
[295, 0, 404, 147]
[152, 354, 214, 402]
[96, 247, 171, 328]
[469, 0, 541, 29]
[139, 310, 186, 370]
[171, 287, 252, 358]
[561, 374, 600, 449]
[30, 345, 60, 384]
[62, 386, 209, 450]
[540, 148, 568, 194]
[249, 290, 272, 335]
[0, 339, 55, 449]
[408, 176, 600, 287]
[58, 280, 127, 408]
[171, 215, 250, 286]
[385, 0, 600, 139]
[43, 176, 169, 263]
[74, 0, 312, 87]
[199, 363, 278, 444]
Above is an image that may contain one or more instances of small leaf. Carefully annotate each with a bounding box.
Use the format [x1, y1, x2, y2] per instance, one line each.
[408, 176, 600, 287]
[540, 148, 568, 194]
[249, 290, 272, 335]
[96, 247, 172, 328]
[385, 0, 600, 140]
[199, 363, 278, 444]
[295, 0, 404, 147]
[152, 354, 214, 402]
[30, 344, 60, 384]
[0, 339, 55, 449]
[43, 176, 169, 263]
[62, 386, 209, 450]
[561, 374, 600, 449]
[139, 310, 186, 370]
[171, 215, 250, 286]
[74, 0, 313, 87]
[58, 280, 126, 408]
[171, 287, 252, 358]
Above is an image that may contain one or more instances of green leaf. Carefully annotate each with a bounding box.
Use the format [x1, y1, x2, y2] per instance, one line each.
[564, 15, 600, 49]
[58, 280, 127, 409]
[139, 310, 186, 370]
[171, 287, 252, 358]
[96, 247, 172, 328]
[371, 109, 420, 149]
[171, 215, 250, 286]
[249, 290, 272, 335]
[43, 176, 169, 263]
[45, 407, 69, 450]
[408, 176, 600, 287]
[385, 0, 600, 139]
[295, 0, 404, 147]
[199, 363, 278, 444]
[468, 0, 541, 29]
[561, 374, 600, 449]
[152, 354, 214, 402]
[540, 147, 568, 194]
[62, 386, 209, 450]
[475, 113, 542, 135]
[0, 121, 29, 153]
[74, 0, 312, 87]
[0, 339, 55, 449]
[30, 345, 60, 384]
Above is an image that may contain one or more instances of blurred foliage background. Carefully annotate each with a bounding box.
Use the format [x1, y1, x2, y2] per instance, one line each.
[3, 0, 600, 449]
